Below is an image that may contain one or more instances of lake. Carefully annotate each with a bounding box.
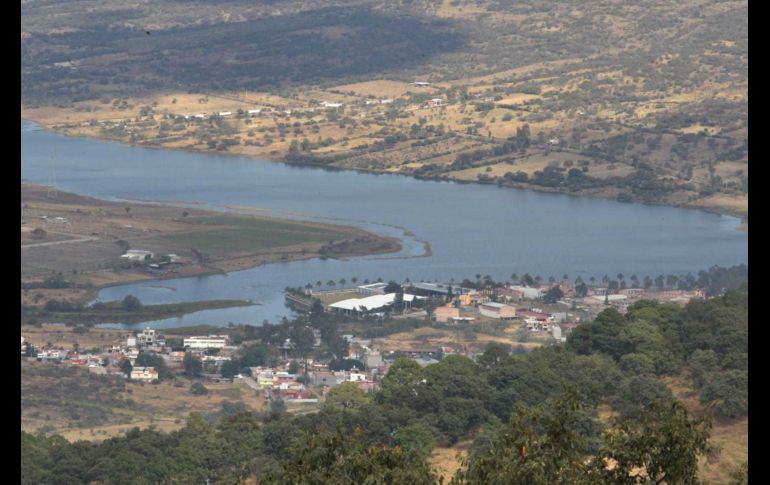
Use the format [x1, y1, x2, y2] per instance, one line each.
[21, 121, 748, 329]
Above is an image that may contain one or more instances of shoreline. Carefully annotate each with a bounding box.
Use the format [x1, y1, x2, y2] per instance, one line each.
[21, 182, 403, 306]
[22, 118, 747, 231]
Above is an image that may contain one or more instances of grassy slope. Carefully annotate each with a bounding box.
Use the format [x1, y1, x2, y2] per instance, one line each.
[21, 0, 748, 218]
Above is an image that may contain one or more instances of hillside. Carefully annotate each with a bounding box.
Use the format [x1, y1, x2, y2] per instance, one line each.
[21, 1, 747, 216]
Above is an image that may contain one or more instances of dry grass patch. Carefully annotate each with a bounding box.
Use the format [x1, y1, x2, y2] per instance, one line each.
[687, 194, 748, 217]
[496, 93, 541, 105]
[328, 80, 416, 98]
[430, 440, 471, 480]
[661, 374, 748, 483]
[21, 324, 127, 350]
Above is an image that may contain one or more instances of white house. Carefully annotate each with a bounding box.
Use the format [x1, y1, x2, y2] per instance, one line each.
[218, 111, 232, 117]
[137, 328, 157, 346]
[509, 286, 544, 300]
[478, 302, 517, 319]
[121, 250, 154, 261]
[131, 366, 159, 381]
[184, 335, 229, 349]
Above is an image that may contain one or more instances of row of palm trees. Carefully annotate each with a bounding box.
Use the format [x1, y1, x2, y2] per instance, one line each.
[302, 272, 694, 292]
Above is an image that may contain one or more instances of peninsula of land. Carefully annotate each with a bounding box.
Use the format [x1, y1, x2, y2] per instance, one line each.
[21, 183, 401, 308]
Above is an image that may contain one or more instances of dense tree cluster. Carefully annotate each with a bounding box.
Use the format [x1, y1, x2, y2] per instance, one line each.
[21, 282, 746, 483]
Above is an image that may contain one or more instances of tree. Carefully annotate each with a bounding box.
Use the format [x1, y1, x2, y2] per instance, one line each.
[393, 291, 405, 314]
[329, 359, 365, 372]
[239, 344, 268, 367]
[190, 382, 208, 395]
[384, 281, 402, 293]
[394, 423, 437, 458]
[119, 357, 133, 377]
[477, 345, 511, 371]
[324, 382, 372, 410]
[289, 324, 315, 357]
[455, 392, 712, 485]
[220, 360, 240, 379]
[121, 295, 142, 312]
[260, 428, 439, 485]
[183, 352, 203, 378]
[377, 358, 424, 408]
[425, 297, 440, 320]
[594, 400, 713, 484]
[699, 369, 748, 418]
[575, 282, 588, 298]
[270, 399, 286, 417]
[543, 286, 564, 304]
[134, 352, 172, 380]
[611, 376, 674, 419]
[452, 389, 592, 485]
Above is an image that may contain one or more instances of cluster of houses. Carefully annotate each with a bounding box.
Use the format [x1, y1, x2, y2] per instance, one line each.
[23, 327, 240, 382]
[313, 279, 709, 345]
[250, 333, 446, 400]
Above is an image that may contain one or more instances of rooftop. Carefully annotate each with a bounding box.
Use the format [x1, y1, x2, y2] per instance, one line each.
[329, 293, 416, 311]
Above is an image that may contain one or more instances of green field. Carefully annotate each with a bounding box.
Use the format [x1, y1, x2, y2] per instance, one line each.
[153, 215, 352, 258]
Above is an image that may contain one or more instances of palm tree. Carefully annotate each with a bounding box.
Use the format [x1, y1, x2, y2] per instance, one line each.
[562, 274, 569, 281]
[316, 281, 322, 288]
[511, 273, 518, 283]
[339, 278, 347, 286]
[351, 277, 358, 284]
[589, 276, 596, 285]
[363, 279, 370, 284]
[617, 273, 624, 281]
[666, 274, 679, 288]
[327, 280, 336, 287]
[630, 274, 639, 288]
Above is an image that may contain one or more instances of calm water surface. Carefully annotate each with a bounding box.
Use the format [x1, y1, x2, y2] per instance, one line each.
[21, 121, 747, 328]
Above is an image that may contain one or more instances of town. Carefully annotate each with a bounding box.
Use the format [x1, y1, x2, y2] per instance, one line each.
[22, 273, 710, 408]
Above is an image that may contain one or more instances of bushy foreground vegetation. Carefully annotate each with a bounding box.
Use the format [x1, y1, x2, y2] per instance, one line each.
[21, 282, 746, 483]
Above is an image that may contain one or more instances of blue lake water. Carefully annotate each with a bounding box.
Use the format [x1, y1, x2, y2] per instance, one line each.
[21, 120, 747, 328]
